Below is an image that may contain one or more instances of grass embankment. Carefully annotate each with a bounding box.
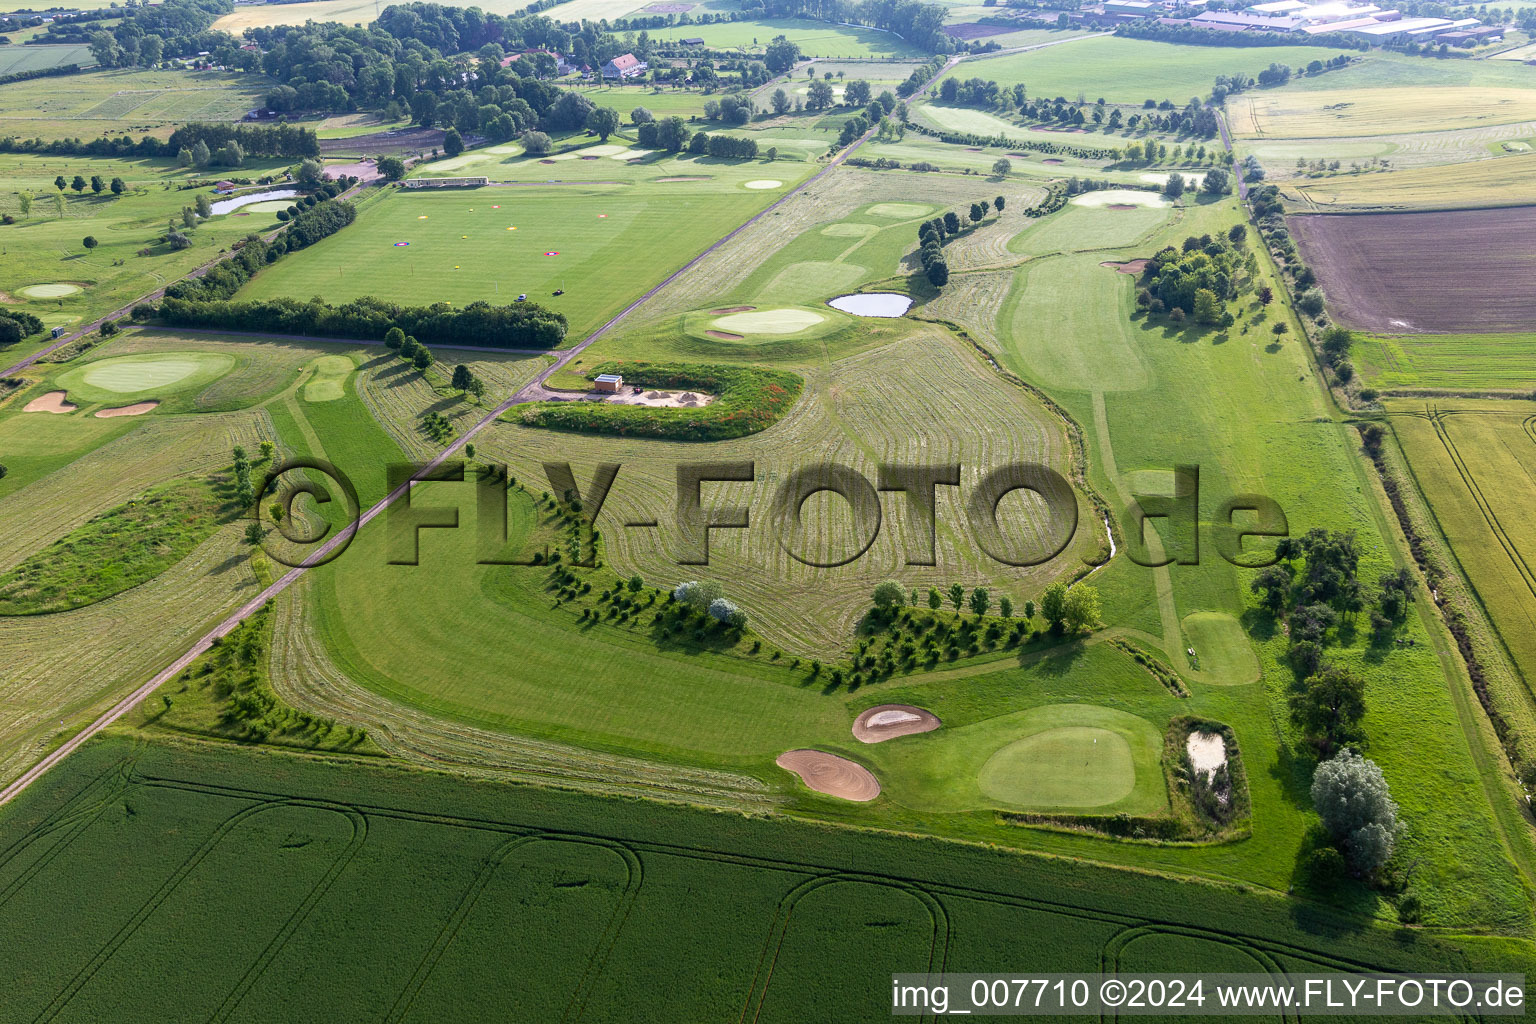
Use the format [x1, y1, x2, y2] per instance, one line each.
[0, 472, 236, 614]
[515, 362, 803, 440]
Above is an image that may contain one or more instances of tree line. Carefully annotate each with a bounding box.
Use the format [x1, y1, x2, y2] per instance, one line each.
[913, 198, 1005, 287]
[0, 122, 320, 160]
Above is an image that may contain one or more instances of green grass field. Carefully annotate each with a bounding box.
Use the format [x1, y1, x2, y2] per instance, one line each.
[956, 36, 1351, 105]
[0, 153, 292, 335]
[238, 178, 789, 341]
[1357, 332, 1536, 392]
[0, 43, 92, 75]
[0, 737, 1525, 1022]
[0, 66, 266, 141]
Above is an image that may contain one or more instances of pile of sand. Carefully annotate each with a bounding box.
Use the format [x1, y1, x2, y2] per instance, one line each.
[852, 704, 941, 744]
[776, 750, 880, 801]
[24, 390, 76, 414]
[606, 388, 714, 409]
[1186, 731, 1227, 780]
[95, 401, 159, 418]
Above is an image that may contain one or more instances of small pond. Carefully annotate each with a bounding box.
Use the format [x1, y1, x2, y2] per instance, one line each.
[827, 293, 913, 318]
[209, 188, 299, 215]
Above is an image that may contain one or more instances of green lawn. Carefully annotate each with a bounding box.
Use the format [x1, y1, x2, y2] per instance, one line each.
[0, 66, 268, 141]
[238, 181, 785, 341]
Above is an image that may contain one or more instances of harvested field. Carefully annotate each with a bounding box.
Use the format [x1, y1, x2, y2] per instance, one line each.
[318, 126, 443, 156]
[775, 749, 881, 801]
[945, 23, 1013, 40]
[853, 704, 941, 743]
[95, 401, 159, 418]
[1290, 208, 1536, 333]
[24, 391, 76, 414]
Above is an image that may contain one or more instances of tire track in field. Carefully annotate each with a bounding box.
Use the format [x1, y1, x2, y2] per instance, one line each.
[1428, 406, 1536, 602]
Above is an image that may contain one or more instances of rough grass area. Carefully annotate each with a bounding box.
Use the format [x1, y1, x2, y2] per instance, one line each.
[0, 738, 1524, 1021]
[0, 67, 267, 141]
[142, 603, 383, 755]
[0, 471, 235, 615]
[516, 361, 803, 440]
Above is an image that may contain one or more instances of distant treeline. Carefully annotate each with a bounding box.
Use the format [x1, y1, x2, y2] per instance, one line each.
[0, 63, 79, 87]
[0, 122, 320, 159]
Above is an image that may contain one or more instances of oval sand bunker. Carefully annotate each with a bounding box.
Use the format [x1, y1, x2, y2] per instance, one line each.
[20, 283, 83, 299]
[743, 179, 783, 190]
[853, 704, 941, 743]
[24, 390, 77, 414]
[712, 308, 824, 335]
[776, 749, 880, 801]
[95, 400, 159, 418]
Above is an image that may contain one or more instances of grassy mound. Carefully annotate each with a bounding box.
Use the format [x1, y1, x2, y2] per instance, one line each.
[515, 362, 803, 441]
[0, 473, 237, 615]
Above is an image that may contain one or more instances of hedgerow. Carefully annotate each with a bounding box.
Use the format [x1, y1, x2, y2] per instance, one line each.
[516, 362, 802, 441]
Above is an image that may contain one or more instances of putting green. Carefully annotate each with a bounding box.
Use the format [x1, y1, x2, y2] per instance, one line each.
[302, 354, 354, 403]
[712, 308, 826, 335]
[979, 727, 1136, 809]
[866, 202, 932, 219]
[242, 200, 294, 214]
[1183, 612, 1261, 685]
[743, 179, 784, 190]
[1069, 190, 1169, 209]
[56, 351, 236, 403]
[20, 283, 83, 299]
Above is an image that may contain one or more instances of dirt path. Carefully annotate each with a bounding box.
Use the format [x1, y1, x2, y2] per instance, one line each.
[0, 119, 918, 807]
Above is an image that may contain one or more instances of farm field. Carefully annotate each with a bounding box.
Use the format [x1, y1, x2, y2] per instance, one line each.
[0, 153, 291, 337]
[955, 36, 1350, 105]
[1281, 150, 1536, 209]
[0, 43, 92, 75]
[1289, 207, 1536, 332]
[1386, 401, 1536, 762]
[237, 180, 788, 341]
[1355, 332, 1536, 392]
[647, 17, 926, 57]
[1230, 86, 1536, 138]
[0, 67, 267, 141]
[0, 737, 1527, 1023]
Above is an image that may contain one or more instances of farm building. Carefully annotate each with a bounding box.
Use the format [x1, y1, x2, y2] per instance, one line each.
[404, 176, 490, 188]
[682, 37, 705, 45]
[214, 180, 236, 194]
[593, 373, 624, 393]
[602, 54, 647, 80]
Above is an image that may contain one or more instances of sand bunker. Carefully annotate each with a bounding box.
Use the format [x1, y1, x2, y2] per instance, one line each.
[95, 400, 159, 418]
[712, 308, 824, 335]
[24, 390, 76, 414]
[743, 179, 783, 190]
[539, 159, 558, 164]
[710, 305, 756, 314]
[1042, 158, 1064, 165]
[605, 388, 715, 408]
[1070, 190, 1169, 209]
[705, 330, 744, 340]
[20, 283, 82, 299]
[853, 704, 941, 744]
[1186, 731, 1227, 781]
[1101, 259, 1148, 274]
[776, 749, 881, 801]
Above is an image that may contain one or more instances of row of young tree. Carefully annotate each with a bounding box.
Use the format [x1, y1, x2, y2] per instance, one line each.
[872, 579, 1100, 633]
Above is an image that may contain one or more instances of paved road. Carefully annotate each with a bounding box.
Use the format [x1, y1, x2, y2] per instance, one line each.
[0, 81, 956, 807]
